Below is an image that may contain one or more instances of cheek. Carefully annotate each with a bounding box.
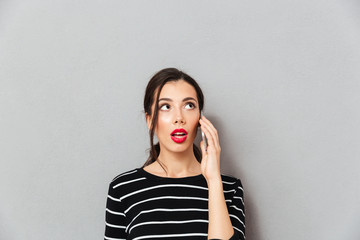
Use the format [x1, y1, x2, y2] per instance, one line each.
[189, 115, 201, 132]
[158, 113, 173, 123]
[156, 113, 172, 134]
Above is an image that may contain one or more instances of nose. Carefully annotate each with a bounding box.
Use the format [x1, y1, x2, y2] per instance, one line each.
[174, 109, 185, 125]
[174, 118, 185, 124]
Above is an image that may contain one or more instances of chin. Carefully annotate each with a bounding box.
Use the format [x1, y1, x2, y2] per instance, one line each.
[172, 142, 194, 152]
[160, 143, 190, 154]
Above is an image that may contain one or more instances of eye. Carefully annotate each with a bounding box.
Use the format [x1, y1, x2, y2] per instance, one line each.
[159, 104, 170, 111]
[185, 102, 196, 109]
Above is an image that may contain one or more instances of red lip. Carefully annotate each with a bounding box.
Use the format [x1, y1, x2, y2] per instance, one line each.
[170, 128, 188, 143]
[171, 128, 188, 135]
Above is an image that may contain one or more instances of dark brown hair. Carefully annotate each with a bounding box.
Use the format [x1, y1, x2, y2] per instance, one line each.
[142, 68, 204, 170]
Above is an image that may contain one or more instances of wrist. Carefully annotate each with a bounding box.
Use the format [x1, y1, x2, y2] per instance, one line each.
[206, 175, 222, 187]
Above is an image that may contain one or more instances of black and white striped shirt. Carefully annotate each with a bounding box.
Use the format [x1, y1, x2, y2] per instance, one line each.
[104, 167, 245, 240]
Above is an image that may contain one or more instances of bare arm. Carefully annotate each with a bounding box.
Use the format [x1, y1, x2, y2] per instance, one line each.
[199, 115, 239, 239]
[207, 176, 234, 239]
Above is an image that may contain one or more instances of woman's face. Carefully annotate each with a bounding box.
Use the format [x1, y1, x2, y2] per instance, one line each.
[146, 79, 200, 153]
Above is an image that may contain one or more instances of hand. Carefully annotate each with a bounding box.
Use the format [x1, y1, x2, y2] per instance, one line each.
[199, 115, 222, 182]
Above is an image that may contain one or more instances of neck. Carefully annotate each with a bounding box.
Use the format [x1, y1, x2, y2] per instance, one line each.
[156, 144, 201, 177]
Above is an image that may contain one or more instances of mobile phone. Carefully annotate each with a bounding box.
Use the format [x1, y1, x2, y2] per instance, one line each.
[200, 111, 207, 152]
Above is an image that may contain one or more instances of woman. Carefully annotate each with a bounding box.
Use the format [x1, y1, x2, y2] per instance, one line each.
[104, 68, 245, 240]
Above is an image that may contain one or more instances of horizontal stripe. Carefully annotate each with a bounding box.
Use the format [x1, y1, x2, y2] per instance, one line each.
[129, 219, 208, 234]
[133, 233, 208, 240]
[120, 184, 208, 201]
[233, 226, 246, 238]
[106, 168, 245, 239]
[106, 208, 125, 216]
[112, 169, 137, 182]
[113, 177, 147, 189]
[230, 205, 245, 217]
[107, 195, 121, 202]
[105, 222, 126, 229]
[233, 196, 245, 205]
[223, 189, 236, 193]
[230, 214, 245, 227]
[126, 208, 208, 233]
[222, 180, 236, 184]
[104, 236, 126, 240]
[125, 195, 207, 214]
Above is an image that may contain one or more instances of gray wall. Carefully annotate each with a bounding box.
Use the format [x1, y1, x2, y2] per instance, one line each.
[1, 1, 359, 239]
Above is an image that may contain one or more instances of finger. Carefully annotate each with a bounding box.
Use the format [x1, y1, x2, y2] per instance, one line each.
[200, 123, 216, 150]
[200, 142, 207, 174]
[201, 116, 219, 140]
[200, 140, 206, 157]
[200, 118, 219, 149]
[200, 120, 215, 147]
[200, 116, 219, 147]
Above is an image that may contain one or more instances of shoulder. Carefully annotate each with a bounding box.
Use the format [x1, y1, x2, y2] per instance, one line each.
[109, 168, 141, 187]
[106, 168, 145, 198]
[220, 173, 244, 191]
[221, 172, 242, 184]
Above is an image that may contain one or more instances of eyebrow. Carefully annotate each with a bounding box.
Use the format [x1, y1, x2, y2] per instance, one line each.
[158, 97, 197, 103]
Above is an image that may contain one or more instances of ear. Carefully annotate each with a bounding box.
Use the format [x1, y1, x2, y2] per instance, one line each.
[145, 113, 152, 130]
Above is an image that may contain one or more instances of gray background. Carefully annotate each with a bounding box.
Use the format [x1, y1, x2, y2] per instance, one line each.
[1, 0, 359, 239]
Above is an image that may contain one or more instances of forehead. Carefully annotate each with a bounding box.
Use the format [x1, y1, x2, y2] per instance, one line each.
[159, 80, 197, 99]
